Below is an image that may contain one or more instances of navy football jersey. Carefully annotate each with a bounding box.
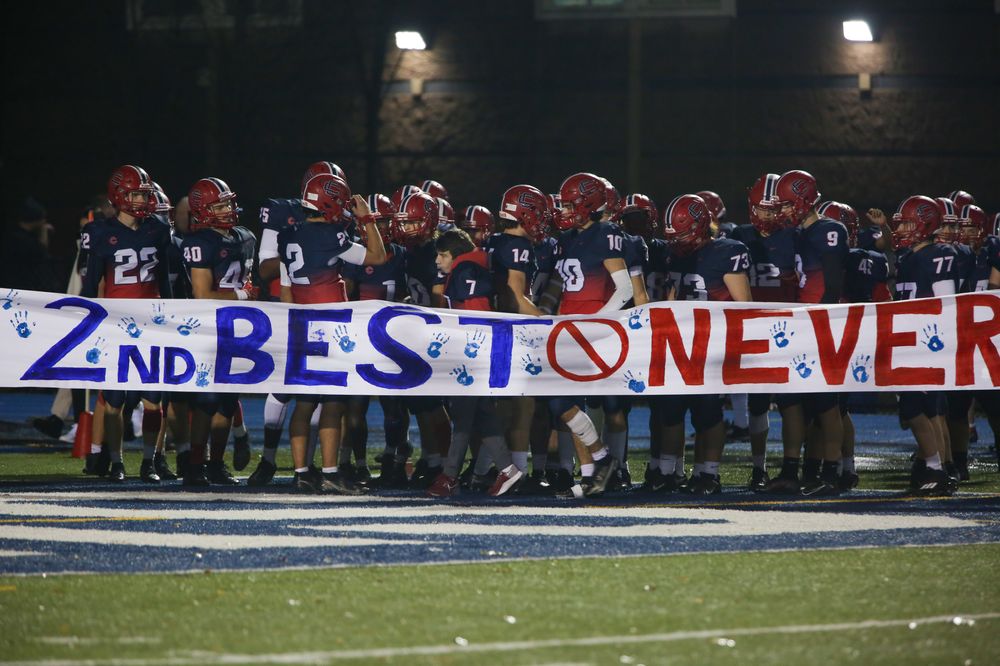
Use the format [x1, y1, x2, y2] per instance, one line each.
[259, 198, 307, 299]
[729, 224, 798, 303]
[952, 243, 975, 293]
[530, 236, 559, 303]
[443, 250, 494, 311]
[644, 238, 671, 302]
[622, 232, 649, 279]
[81, 216, 173, 299]
[669, 237, 750, 302]
[487, 232, 536, 304]
[965, 237, 1000, 293]
[894, 243, 959, 300]
[555, 221, 626, 315]
[843, 248, 888, 303]
[796, 217, 849, 304]
[857, 225, 885, 252]
[168, 229, 192, 299]
[181, 227, 256, 295]
[404, 239, 440, 306]
[78, 217, 108, 283]
[278, 221, 365, 304]
[342, 242, 407, 301]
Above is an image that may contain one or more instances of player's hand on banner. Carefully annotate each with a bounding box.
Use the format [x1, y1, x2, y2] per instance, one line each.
[236, 280, 259, 301]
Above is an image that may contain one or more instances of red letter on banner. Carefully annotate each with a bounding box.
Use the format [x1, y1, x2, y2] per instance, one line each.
[547, 319, 629, 382]
[808, 306, 864, 385]
[722, 309, 791, 385]
[955, 293, 1000, 386]
[648, 307, 710, 386]
[874, 299, 944, 386]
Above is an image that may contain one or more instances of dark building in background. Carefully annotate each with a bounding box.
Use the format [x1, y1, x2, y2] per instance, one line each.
[3, 0, 998, 269]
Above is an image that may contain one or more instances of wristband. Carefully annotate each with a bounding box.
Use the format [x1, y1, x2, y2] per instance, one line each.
[235, 288, 248, 301]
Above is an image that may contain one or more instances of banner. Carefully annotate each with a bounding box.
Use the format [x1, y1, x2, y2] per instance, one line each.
[1, 288, 999, 395]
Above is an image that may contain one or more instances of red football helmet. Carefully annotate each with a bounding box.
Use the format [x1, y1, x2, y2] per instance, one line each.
[696, 190, 726, 222]
[891, 195, 941, 250]
[947, 190, 975, 210]
[933, 197, 959, 243]
[421, 180, 448, 201]
[391, 185, 424, 210]
[498, 184, 550, 242]
[108, 165, 156, 218]
[774, 170, 821, 226]
[599, 177, 621, 220]
[956, 204, 988, 248]
[817, 201, 859, 245]
[747, 173, 782, 235]
[151, 182, 173, 214]
[393, 191, 439, 247]
[437, 198, 455, 226]
[458, 205, 494, 246]
[301, 161, 345, 193]
[662, 194, 713, 257]
[188, 177, 238, 230]
[558, 172, 607, 230]
[618, 193, 658, 239]
[301, 174, 352, 222]
[362, 193, 397, 246]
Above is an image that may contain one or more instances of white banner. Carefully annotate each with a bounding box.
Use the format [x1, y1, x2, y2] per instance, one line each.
[1, 288, 998, 395]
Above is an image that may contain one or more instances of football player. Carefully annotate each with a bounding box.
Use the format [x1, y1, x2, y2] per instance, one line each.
[887, 195, 958, 494]
[457, 205, 495, 248]
[660, 194, 752, 494]
[179, 177, 257, 486]
[82, 165, 173, 483]
[277, 173, 386, 494]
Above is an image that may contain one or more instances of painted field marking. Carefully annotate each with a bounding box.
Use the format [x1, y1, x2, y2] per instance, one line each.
[0, 612, 996, 665]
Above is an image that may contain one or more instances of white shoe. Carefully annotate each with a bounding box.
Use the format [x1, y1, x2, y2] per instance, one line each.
[59, 423, 78, 444]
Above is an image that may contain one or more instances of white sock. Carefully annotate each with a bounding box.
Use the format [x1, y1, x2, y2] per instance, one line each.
[925, 453, 942, 470]
[659, 455, 678, 476]
[580, 463, 595, 477]
[591, 446, 608, 461]
[322, 466, 338, 474]
[295, 466, 309, 474]
[90, 443, 103, 454]
[511, 451, 529, 472]
[232, 421, 247, 438]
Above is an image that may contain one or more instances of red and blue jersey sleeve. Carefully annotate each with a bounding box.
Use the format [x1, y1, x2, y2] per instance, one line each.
[796, 218, 849, 304]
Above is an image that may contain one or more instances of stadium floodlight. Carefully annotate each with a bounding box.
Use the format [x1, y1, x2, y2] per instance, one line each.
[843, 20, 873, 42]
[395, 31, 426, 50]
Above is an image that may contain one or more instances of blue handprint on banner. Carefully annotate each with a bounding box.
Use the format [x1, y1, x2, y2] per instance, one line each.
[921, 324, 944, 352]
[522, 354, 542, 376]
[334, 325, 356, 353]
[118, 316, 143, 338]
[427, 332, 450, 358]
[176, 317, 201, 336]
[451, 365, 474, 386]
[151, 302, 173, 325]
[851, 353, 872, 383]
[770, 321, 794, 348]
[464, 330, 486, 358]
[1, 289, 20, 311]
[9, 310, 34, 338]
[624, 370, 646, 393]
[195, 363, 213, 388]
[791, 354, 815, 379]
[85, 337, 108, 364]
[515, 330, 545, 350]
[628, 308, 648, 330]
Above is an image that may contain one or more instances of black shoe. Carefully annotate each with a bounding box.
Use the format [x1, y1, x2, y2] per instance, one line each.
[321, 471, 368, 495]
[458, 459, 478, 489]
[375, 461, 410, 489]
[182, 463, 210, 487]
[687, 472, 722, 496]
[294, 469, 322, 493]
[838, 471, 859, 491]
[468, 468, 498, 493]
[409, 459, 442, 489]
[139, 458, 160, 484]
[764, 472, 801, 494]
[619, 465, 633, 490]
[515, 470, 553, 495]
[376, 450, 395, 471]
[207, 460, 240, 485]
[32, 414, 64, 439]
[801, 476, 838, 496]
[353, 466, 372, 487]
[153, 453, 177, 481]
[584, 455, 619, 497]
[673, 471, 690, 493]
[339, 461, 357, 481]
[748, 467, 771, 493]
[232, 432, 251, 471]
[726, 423, 750, 442]
[910, 466, 955, 496]
[944, 462, 961, 485]
[605, 465, 632, 493]
[176, 450, 190, 479]
[550, 468, 574, 495]
[640, 467, 668, 493]
[108, 461, 126, 483]
[83, 448, 110, 476]
[247, 458, 277, 487]
[954, 459, 970, 482]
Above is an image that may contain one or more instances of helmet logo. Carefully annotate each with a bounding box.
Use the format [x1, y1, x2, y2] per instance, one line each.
[915, 203, 936, 222]
[790, 179, 810, 197]
[688, 202, 707, 222]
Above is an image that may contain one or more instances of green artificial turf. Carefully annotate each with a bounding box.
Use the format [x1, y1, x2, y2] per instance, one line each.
[1, 545, 997, 664]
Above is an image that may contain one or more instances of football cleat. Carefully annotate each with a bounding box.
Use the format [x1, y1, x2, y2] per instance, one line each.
[764, 472, 801, 494]
[83, 448, 111, 477]
[32, 414, 64, 439]
[374, 461, 410, 489]
[584, 455, 619, 497]
[800, 476, 838, 497]
[488, 465, 524, 497]
[108, 461, 126, 483]
[294, 470, 322, 494]
[909, 466, 955, 496]
[353, 465, 372, 486]
[747, 467, 771, 493]
[206, 460, 240, 486]
[139, 458, 161, 484]
[427, 472, 460, 498]
[232, 433, 251, 471]
[469, 469, 498, 493]
[515, 470, 553, 495]
[458, 459, 478, 489]
[640, 467, 668, 493]
[687, 472, 722, 496]
[182, 463, 210, 487]
[153, 452, 177, 480]
[838, 471, 859, 491]
[320, 472, 367, 496]
[247, 458, 277, 487]
[410, 461, 443, 490]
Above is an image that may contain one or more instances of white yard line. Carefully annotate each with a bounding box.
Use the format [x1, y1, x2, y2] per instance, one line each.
[1, 612, 996, 665]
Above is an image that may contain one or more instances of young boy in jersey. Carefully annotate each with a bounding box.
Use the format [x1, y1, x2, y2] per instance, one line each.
[179, 177, 257, 486]
[661, 194, 752, 495]
[82, 165, 173, 484]
[426, 229, 518, 497]
[539, 172, 632, 497]
[887, 195, 958, 494]
[278, 172, 386, 494]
